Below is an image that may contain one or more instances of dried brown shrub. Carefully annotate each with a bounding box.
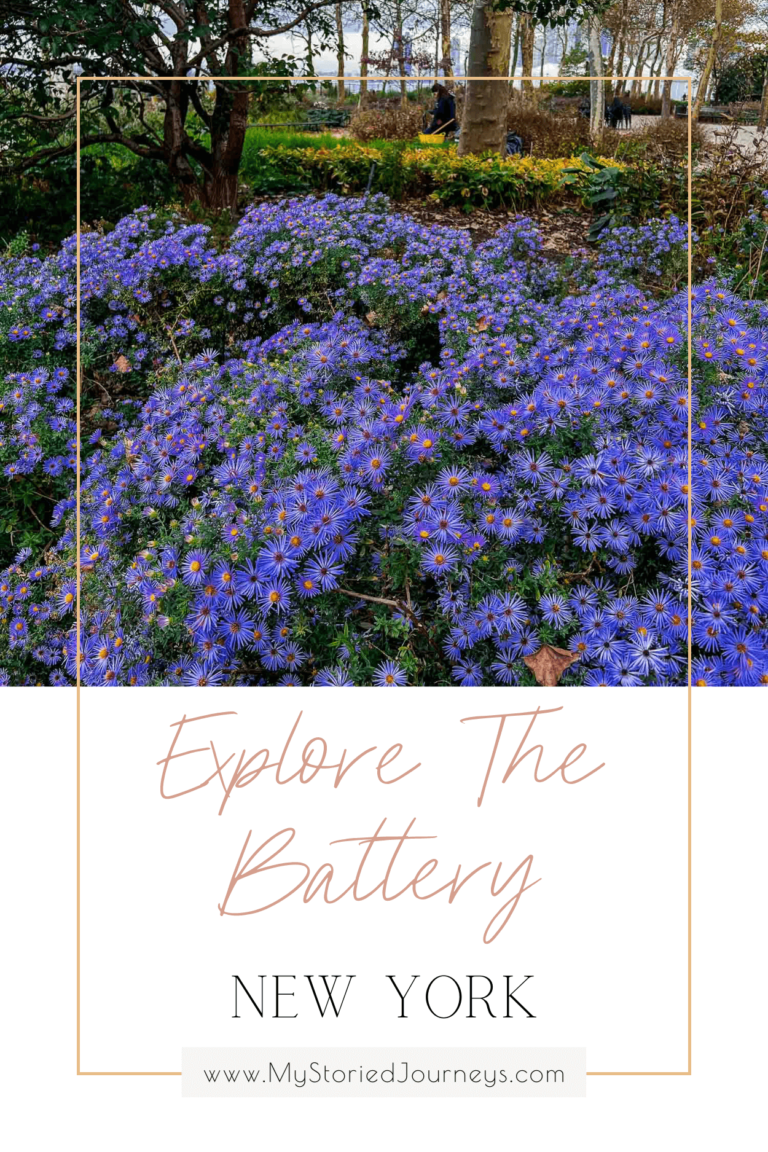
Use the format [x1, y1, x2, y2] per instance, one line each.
[628, 95, 664, 116]
[692, 123, 768, 235]
[505, 101, 591, 158]
[349, 103, 426, 141]
[607, 116, 705, 162]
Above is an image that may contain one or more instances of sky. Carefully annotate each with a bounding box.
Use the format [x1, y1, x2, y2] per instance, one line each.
[262, 25, 691, 98]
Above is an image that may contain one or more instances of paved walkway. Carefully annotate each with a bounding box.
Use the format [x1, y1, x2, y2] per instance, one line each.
[625, 114, 765, 152]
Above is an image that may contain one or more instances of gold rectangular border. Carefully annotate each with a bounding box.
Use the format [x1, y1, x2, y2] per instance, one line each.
[75, 73, 693, 1077]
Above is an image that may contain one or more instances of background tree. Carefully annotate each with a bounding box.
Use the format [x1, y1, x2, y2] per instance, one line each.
[0, 0, 339, 213]
[520, 14, 536, 96]
[441, 0, 455, 73]
[458, 0, 514, 155]
[459, 1, 607, 156]
[360, 2, 371, 99]
[691, 0, 722, 121]
[336, 3, 347, 99]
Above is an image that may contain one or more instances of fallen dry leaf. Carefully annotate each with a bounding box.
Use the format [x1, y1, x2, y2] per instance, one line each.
[365, 310, 378, 326]
[523, 644, 581, 686]
[113, 355, 131, 373]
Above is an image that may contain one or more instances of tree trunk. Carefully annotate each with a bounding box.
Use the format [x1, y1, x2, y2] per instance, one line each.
[510, 14, 521, 89]
[587, 13, 605, 138]
[759, 63, 768, 131]
[335, 3, 345, 101]
[630, 47, 643, 98]
[539, 28, 547, 77]
[606, 22, 617, 81]
[459, 0, 513, 156]
[306, 27, 315, 76]
[611, 0, 630, 93]
[613, 29, 625, 96]
[692, 0, 722, 123]
[200, 3, 251, 214]
[203, 79, 249, 213]
[440, 0, 453, 76]
[360, 4, 369, 100]
[520, 15, 535, 99]
[435, 12, 440, 77]
[395, 0, 407, 105]
[163, 80, 199, 205]
[661, 7, 679, 118]
[646, 38, 661, 95]
[630, 36, 655, 98]
[155, 3, 252, 215]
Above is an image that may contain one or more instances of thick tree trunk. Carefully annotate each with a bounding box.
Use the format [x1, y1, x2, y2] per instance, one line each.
[587, 14, 605, 138]
[520, 15, 535, 99]
[360, 4, 369, 100]
[692, 0, 722, 123]
[163, 81, 197, 203]
[459, 0, 513, 156]
[335, 3, 345, 100]
[204, 78, 249, 213]
[197, 169, 239, 212]
[440, 0, 453, 76]
[157, 2, 250, 215]
[201, 4, 251, 215]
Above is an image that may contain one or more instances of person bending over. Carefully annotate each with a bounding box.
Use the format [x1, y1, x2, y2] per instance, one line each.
[426, 84, 456, 134]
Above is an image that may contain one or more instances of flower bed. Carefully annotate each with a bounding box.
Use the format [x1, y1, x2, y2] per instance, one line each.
[252, 143, 625, 210]
[1, 194, 767, 687]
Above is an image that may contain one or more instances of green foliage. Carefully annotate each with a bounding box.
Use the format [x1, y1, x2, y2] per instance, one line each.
[0, 142, 177, 247]
[239, 142, 616, 213]
[242, 127, 345, 153]
[544, 77, 591, 97]
[561, 153, 626, 238]
[559, 43, 589, 77]
[715, 51, 768, 104]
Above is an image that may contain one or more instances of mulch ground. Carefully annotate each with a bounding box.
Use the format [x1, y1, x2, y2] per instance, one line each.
[396, 199, 595, 256]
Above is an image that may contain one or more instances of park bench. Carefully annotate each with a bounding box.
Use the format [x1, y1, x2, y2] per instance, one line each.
[677, 104, 760, 125]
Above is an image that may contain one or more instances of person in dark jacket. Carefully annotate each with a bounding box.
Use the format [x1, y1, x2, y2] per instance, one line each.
[426, 84, 456, 134]
[606, 95, 623, 128]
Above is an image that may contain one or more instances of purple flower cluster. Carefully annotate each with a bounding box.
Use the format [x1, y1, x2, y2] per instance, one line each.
[596, 215, 694, 280]
[1, 194, 767, 686]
